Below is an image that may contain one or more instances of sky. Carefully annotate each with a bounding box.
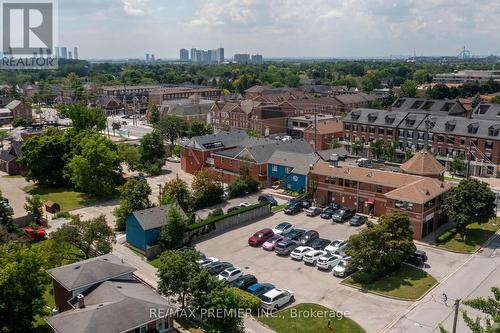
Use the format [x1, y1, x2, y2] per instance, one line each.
[58, 0, 500, 59]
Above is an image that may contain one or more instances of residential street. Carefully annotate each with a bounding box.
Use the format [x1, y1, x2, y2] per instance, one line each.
[385, 232, 500, 333]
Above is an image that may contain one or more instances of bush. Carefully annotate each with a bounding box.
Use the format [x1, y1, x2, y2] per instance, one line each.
[208, 208, 224, 219]
[228, 288, 261, 314]
[227, 178, 260, 199]
[436, 228, 458, 243]
[172, 145, 181, 157]
[52, 211, 72, 219]
[351, 269, 386, 284]
[144, 160, 163, 176]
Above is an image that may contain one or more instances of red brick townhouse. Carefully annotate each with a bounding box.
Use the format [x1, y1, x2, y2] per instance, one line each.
[303, 119, 344, 151]
[46, 254, 177, 333]
[310, 151, 450, 240]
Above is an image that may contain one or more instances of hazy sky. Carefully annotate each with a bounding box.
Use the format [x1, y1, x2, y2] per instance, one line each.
[59, 0, 500, 59]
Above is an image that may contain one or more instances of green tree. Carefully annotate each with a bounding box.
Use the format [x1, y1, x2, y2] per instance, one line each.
[68, 132, 123, 197]
[383, 141, 396, 162]
[451, 155, 466, 176]
[188, 121, 213, 138]
[462, 287, 500, 333]
[440, 178, 496, 235]
[412, 69, 429, 84]
[404, 148, 414, 161]
[59, 103, 106, 132]
[50, 215, 115, 259]
[246, 129, 259, 137]
[0, 129, 9, 152]
[155, 115, 189, 144]
[202, 288, 244, 333]
[113, 178, 152, 231]
[157, 250, 200, 308]
[111, 121, 121, 135]
[19, 128, 73, 186]
[172, 144, 181, 157]
[490, 96, 500, 104]
[347, 212, 416, 282]
[12, 118, 31, 128]
[159, 175, 191, 212]
[330, 138, 341, 149]
[227, 178, 259, 199]
[472, 93, 482, 108]
[369, 140, 384, 159]
[149, 104, 161, 125]
[117, 144, 141, 172]
[24, 195, 44, 224]
[400, 80, 418, 98]
[139, 130, 164, 171]
[0, 193, 14, 232]
[159, 205, 187, 249]
[191, 168, 224, 209]
[0, 242, 49, 333]
[351, 140, 363, 156]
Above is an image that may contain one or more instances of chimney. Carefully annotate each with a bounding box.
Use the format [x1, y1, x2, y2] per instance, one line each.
[77, 294, 85, 309]
[329, 154, 339, 167]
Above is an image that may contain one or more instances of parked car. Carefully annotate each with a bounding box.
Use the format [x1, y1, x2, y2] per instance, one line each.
[248, 228, 274, 247]
[405, 250, 428, 266]
[303, 250, 327, 265]
[166, 156, 180, 163]
[23, 228, 46, 241]
[258, 194, 278, 206]
[332, 208, 355, 223]
[349, 214, 368, 226]
[197, 257, 219, 267]
[239, 202, 251, 207]
[274, 239, 299, 256]
[320, 207, 336, 219]
[217, 267, 243, 283]
[282, 228, 305, 242]
[357, 158, 372, 168]
[305, 206, 322, 217]
[283, 203, 301, 215]
[227, 206, 240, 213]
[281, 135, 292, 142]
[272, 222, 294, 235]
[230, 274, 258, 289]
[290, 246, 313, 261]
[329, 202, 341, 210]
[262, 234, 285, 251]
[297, 230, 319, 246]
[324, 240, 347, 254]
[206, 261, 233, 275]
[333, 257, 355, 277]
[261, 288, 294, 311]
[247, 283, 275, 298]
[300, 199, 313, 209]
[309, 238, 331, 250]
[316, 253, 343, 271]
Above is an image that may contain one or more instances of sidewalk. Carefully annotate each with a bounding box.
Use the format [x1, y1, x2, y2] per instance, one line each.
[244, 316, 275, 333]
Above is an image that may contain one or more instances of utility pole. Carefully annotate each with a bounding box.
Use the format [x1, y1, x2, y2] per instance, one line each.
[452, 298, 461, 333]
[466, 140, 472, 178]
[314, 106, 318, 153]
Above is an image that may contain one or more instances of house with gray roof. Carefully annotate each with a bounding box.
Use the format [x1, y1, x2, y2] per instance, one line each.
[0, 140, 26, 175]
[267, 151, 319, 192]
[125, 204, 186, 252]
[46, 256, 177, 333]
[390, 98, 467, 116]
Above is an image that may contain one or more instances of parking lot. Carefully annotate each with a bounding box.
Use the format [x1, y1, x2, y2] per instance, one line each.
[195, 208, 470, 333]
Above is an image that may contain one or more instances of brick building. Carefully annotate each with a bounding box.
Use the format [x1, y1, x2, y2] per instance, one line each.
[149, 86, 222, 106]
[303, 119, 344, 150]
[310, 158, 450, 240]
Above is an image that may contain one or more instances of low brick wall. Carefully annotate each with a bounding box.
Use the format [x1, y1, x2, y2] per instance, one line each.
[186, 205, 271, 244]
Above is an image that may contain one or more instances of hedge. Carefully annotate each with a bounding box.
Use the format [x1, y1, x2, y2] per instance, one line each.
[187, 202, 268, 231]
[436, 228, 458, 244]
[228, 288, 261, 314]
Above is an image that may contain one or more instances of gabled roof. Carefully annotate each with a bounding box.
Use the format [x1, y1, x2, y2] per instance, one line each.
[334, 92, 375, 105]
[132, 204, 186, 231]
[385, 178, 450, 204]
[304, 120, 343, 135]
[47, 254, 136, 291]
[400, 150, 445, 176]
[5, 100, 21, 110]
[268, 151, 319, 175]
[46, 280, 177, 333]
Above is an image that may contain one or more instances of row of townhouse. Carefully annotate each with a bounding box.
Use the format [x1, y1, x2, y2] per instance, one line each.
[343, 98, 500, 177]
[180, 130, 451, 240]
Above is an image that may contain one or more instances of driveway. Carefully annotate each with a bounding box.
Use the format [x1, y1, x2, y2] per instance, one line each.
[195, 210, 471, 333]
[0, 172, 32, 218]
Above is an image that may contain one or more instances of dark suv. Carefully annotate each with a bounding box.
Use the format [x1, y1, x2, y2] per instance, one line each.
[274, 239, 299, 256]
[282, 228, 305, 242]
[258, 195, 278, 206]
[284, 203, 302, 215]
[332, 208, 355, 223]
[405, 250, 428, 266]
[298, 230, 320, 246]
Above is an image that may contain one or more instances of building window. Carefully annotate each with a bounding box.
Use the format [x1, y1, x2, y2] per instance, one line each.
[369, 127, 375, 134]
[387, 129, 393, 136]
[395, 200, 414, 211]
[376, 185, 383, 193]
[285, 167, 292, 174]
[325, 176, 336, 184]
[418, 131, 425, 140]
[344, 124, 351, 131]
[272, 164, 278, 172]
[447, 136, 455, 144]
[460, 137, 465, 145]
[485, 140, 493, 149]
[361, 126, 367, 133]
[221, 158, 224, 164]
[424, 199, 435, 209]
[378, 128, 385, 135]
[398, 130, 405, 137]
[437, 135, 445, 143]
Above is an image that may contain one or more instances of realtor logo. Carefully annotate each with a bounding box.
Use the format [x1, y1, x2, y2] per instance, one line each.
[1, 0, 58, 69]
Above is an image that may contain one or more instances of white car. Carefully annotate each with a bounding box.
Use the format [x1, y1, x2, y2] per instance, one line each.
[261, 288, 294, 311]
[316, 253, 343, 271]
[324, 240, 347, 253]
[197, 257, 219, 267]
[303, 250, 326, 265]
[166, 156, 180, 163]
[281, 135, 292, 142]
[272, 222, 294, 235]
[290, 246, 313, 260]
[217, 266, 242, 282]
[239, 202, 251, 207]
[333, 257, 353, 278]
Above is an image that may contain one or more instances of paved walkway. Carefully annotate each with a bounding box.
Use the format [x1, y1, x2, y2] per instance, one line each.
[244, 316, 274, 333]
[0, 172, 31, 217]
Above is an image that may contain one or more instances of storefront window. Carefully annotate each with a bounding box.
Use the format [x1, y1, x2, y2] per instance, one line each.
[395, 200, 413, 211]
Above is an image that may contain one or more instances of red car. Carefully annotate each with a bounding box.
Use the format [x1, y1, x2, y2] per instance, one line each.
[24, 228, 47, 241]
[248, 228, 274, 247]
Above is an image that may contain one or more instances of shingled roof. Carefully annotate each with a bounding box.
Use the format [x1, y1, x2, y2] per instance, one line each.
[132, 204, 186, 231]
[400, 150, 445, 176]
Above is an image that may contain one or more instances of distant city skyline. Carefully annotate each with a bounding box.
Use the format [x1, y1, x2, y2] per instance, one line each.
[59, 1, 500, 59]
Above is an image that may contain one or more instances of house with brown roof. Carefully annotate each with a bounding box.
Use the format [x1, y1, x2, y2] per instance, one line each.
[400, 150, 445, 179]
[0, 141, 26, 175]
[332, 93, 375, 113]
[310, 160, 450, 239]
[303, 119, 344, 150]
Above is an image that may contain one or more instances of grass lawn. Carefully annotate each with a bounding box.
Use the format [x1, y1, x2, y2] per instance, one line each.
[33, 282, 55, 327]
[343, 265, 437, 300]
[175, 317, 206, 333]
[272, 204, 287, 213]
[257, 303, 365, 333]
[436, 218, 500, 253]
[23, 185, 101, 213]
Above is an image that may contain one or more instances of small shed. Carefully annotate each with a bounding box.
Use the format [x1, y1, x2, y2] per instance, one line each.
[45, 201, 61, 214]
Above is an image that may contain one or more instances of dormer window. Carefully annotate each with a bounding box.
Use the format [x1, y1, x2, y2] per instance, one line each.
[421, 101, 435, 111]
[425, 118, 436, 128]
[445, 120, 456, 132]
[393, 99, 406, 108]
[441, 103, 455, 112]
[351, 111, 361, 121]
[468, 123, 479, 134]
[477, 105, 491, 115]
[367, 112, 378, 122]
[385, 115, 395, 125]
[488, 125, 500, 137]
[405, 115, 416, 126]
[410, 100, 424, 109]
